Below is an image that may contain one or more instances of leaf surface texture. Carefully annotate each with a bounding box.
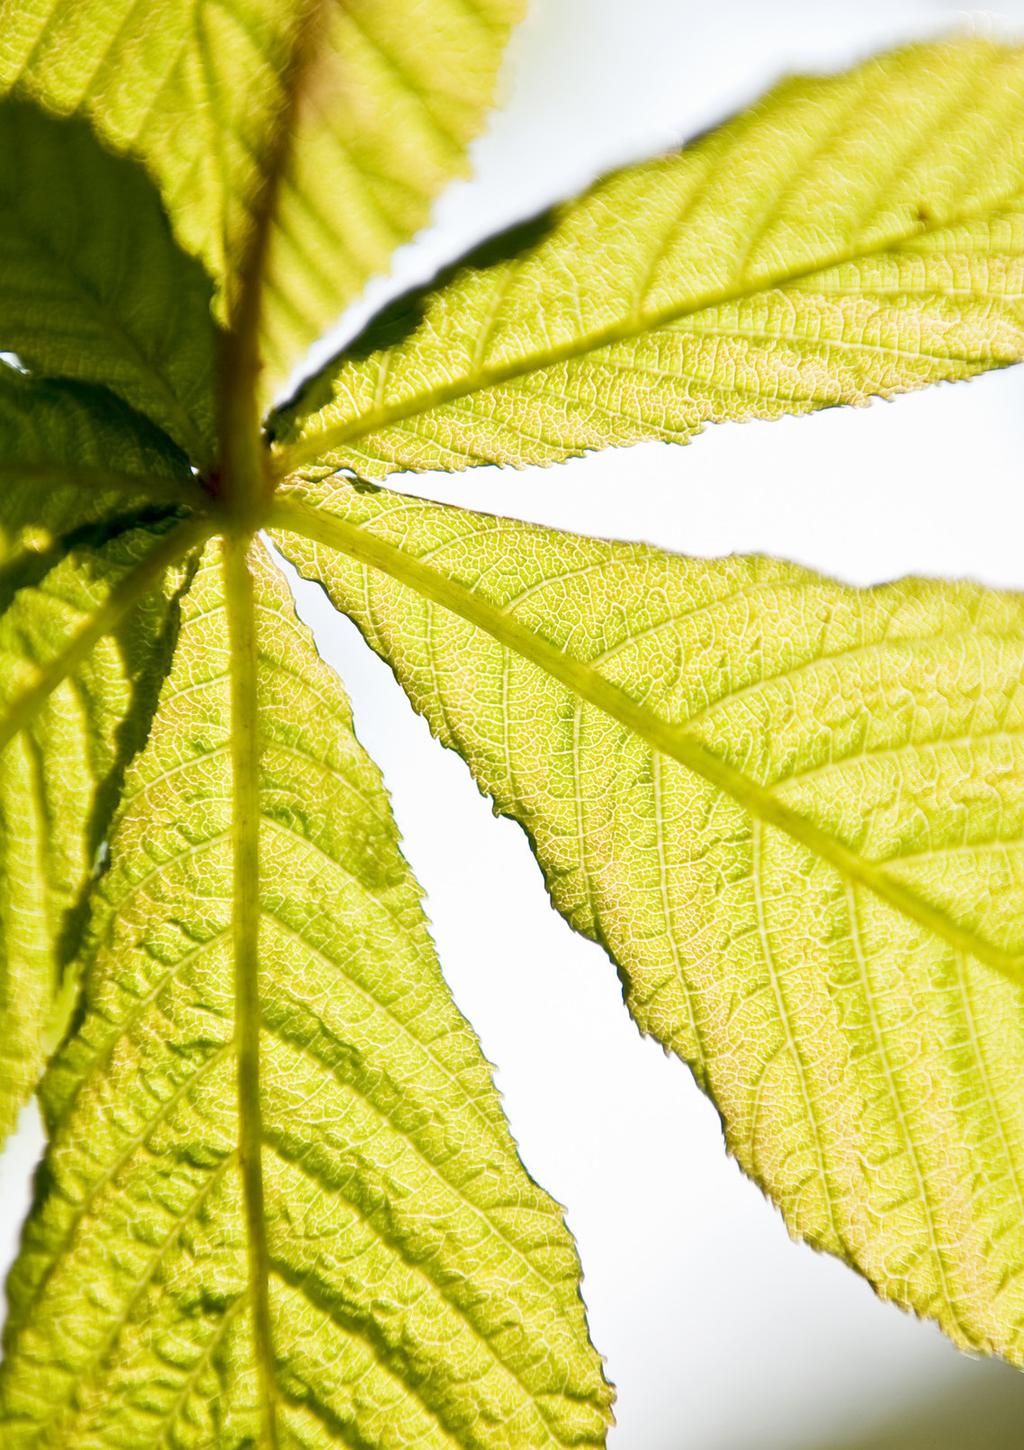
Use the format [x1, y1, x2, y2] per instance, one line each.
[0, 103, 219, 468]
[0, 0, 524, 397]
[5, 19, 1024, 1440]
[0, 540, 612, 1449]
[272, 39, 1024, 478]
[0, 367, 199, 1145]
[273, 479, 1024, 1363]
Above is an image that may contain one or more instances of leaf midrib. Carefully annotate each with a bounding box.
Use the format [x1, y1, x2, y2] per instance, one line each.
[270, 494, 1024, 992]
[217, 0, 329, 504]
[222, 535, 280, 1450]
[272, 181, 1024, 475]
[209, 4, 334, 1439]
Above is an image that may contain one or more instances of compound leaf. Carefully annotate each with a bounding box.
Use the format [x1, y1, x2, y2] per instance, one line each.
[0, 0, 525, 399]
[0, 538, 612, 1448]
[272, 478, 1024, 1364]
[0, 365, 205, 1148]
[271, 37, 1024, 479]
[0, 103, 219, 469]
[7, 16, 1024, 1442]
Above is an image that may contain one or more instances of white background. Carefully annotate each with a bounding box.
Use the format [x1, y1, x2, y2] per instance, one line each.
[5, 2, 1024, 1446]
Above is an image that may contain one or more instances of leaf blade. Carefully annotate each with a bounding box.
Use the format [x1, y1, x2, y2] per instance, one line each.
[271, 37, 1024, 478]
[0, 102, 220, 468]
[0, 0, 525, 402]
[0, 539, 613, 1448]
[0, 370, 203, 1146]
[271, 479, 1024, 1363]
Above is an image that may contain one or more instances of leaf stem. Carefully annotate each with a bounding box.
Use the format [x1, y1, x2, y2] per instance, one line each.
[216, 0, 327, 524]
[0, 514, 212, 755]
[269, 493, 1024, 992]
[212, 9, 329, 1428]
[222, 533, 279, 1450]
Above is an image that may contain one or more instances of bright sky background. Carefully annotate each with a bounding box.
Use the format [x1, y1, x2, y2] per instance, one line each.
[4, 3, 1024, 1447]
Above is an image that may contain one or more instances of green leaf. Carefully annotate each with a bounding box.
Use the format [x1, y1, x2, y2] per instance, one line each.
[0, 363, 202, 526]
[257, 0, 527, 399]
[7, 17, 1024, 1439]
[270, 37, 1024, 480]
[0, 366, 205, 1146]
[0, 538, 612, 1448]
[0, 0, 525, 399]
[271, 479, 1024, 1364]
[0, 103, 219, 469]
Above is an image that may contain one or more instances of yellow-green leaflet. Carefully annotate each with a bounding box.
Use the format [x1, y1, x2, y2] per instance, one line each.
[272, 478, 1024, 1362]
[0, 0, 525, 399]
[258, 0, 527, 399]
[0, 103, 219, 470]
[0, 367, 199, 1147]
[0, 540, 613, 1449]
[272, 38, 1024, 479]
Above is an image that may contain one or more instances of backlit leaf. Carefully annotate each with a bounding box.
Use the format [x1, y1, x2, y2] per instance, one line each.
[271, 39, 1024, 478]
[5, 20, 1024, 1440]
[273, 478, 1024, 1364]
[0, 539, 612, 1448]
[0, 0, 525, 398]
[0, 365, 203, 1146]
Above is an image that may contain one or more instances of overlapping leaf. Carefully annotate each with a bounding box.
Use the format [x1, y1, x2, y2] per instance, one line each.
[272, 478, 1024, 1362]
[0, 103, 219, 468]
[0, 365, 202, 1146]
[0, 0, 525, 397]
[272, 38, 1024, 478]
[0, 541, 613, 1448]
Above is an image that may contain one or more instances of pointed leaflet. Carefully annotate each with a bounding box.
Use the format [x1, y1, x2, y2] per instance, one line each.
[272, 38, 1024, 479]
[0, 0, 524, 399]
[0, 367, 203, 1146]
[0, 103, 218, 469]
[272, 479, 1024, 1363]
[0, 540, 612, 1448]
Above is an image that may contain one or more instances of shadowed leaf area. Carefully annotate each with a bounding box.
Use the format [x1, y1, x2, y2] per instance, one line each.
[299, 208, 561, 375]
